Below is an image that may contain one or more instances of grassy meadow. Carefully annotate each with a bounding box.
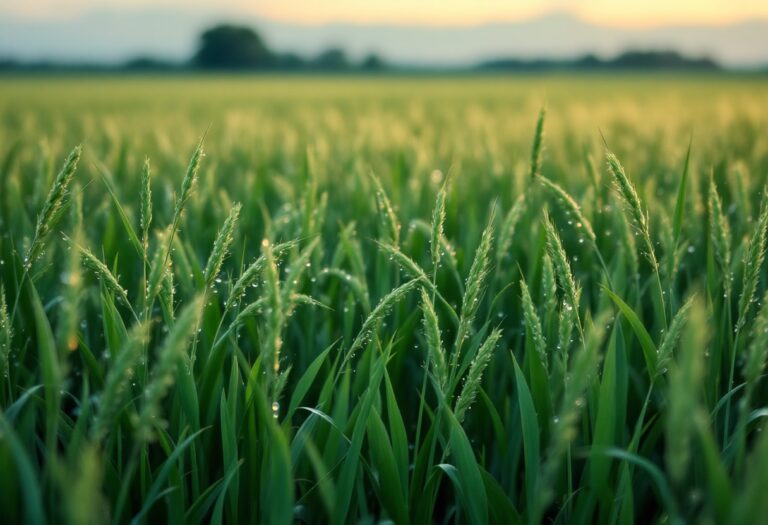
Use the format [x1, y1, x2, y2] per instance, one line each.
[1, 74, 768, 524]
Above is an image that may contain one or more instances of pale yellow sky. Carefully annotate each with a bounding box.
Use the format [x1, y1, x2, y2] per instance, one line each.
[4, 0, 767, 26]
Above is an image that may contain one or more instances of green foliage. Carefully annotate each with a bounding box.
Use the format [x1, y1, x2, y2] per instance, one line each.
[0, 75, 767, 524]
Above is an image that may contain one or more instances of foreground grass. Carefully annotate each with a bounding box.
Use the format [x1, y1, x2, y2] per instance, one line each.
[1, 76, 768, 524]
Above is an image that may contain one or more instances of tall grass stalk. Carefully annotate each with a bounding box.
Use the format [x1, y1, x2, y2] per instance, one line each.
[26, 145, 82, 267]
[606, 152, 668, 328]
[203, 202, 241, 287]
[431, 180, 447, 287]
[452, 209, 495, 369]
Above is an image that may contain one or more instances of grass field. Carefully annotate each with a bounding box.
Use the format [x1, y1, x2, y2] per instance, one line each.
[1, 74, 768, 524]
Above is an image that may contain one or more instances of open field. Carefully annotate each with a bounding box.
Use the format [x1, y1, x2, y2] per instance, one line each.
[1, 75, 768, 524]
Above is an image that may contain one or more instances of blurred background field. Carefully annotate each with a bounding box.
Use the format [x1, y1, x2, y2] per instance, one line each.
[3, 74, 767, 187]
[2, 74, 764, 277]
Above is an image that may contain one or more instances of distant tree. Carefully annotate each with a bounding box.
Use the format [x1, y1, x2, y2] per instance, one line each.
[361, 53, 387, 71]
[575, 53, 601, 68]
[312, 48, 349, 70]
[477, 49, 719, 72]
[194, 25, 274, 69]
[0, 59, 20, 71]
[123, 56, 177, 71]
[275, 52, 306, 70]
[611, 50, 719, 70]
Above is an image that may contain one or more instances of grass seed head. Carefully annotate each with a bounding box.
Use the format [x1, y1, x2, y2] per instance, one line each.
[431, 181, 447, 277]
[77, 243, 130, 307]
[529, 108, 546, 179]
[27, 145, 82, 266]
[346, 278, 419, 366]
[172, 140, 204, 225]
[420, 287, 448, 390]
[454, 328, 501, 422]
[538, 175, 596, 245]
[455, 209, 495, 354]
[656, 297, 694, 377]
[541, 252, 557, 313]
[708, 179, 732, 291]
[520, 279, 548, 372]
[606, 151, 658, 271]
[227, 240, 296, 310]
[496, 193, 527, 265]
[737, 190, 768, 334]
[261, 237, 285, 382]
[0, 286, 11, 378]
[140, 157, 153, 252]
[371, 172, 401, 246]
[542, 211, 580, 313]
[204, 202, 241, 287]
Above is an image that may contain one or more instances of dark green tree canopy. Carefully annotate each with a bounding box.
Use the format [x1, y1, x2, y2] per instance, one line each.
[194, 25, 274, 69]
[311, 48, 349, 70]
[361, 53, 386, 71]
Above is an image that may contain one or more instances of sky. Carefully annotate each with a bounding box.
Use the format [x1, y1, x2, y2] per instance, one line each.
[3, 0, 767, 27]
[2, 0, 767, 66]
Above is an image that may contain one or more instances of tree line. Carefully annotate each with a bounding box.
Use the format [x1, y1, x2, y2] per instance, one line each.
[0, 23, 727, 73]
[192, 25, 386, 71]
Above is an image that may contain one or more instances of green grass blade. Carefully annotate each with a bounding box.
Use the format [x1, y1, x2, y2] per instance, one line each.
[602, 286, 658, 379]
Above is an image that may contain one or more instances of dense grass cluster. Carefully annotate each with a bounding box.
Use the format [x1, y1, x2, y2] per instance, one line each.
[1, 76, 768, 524]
